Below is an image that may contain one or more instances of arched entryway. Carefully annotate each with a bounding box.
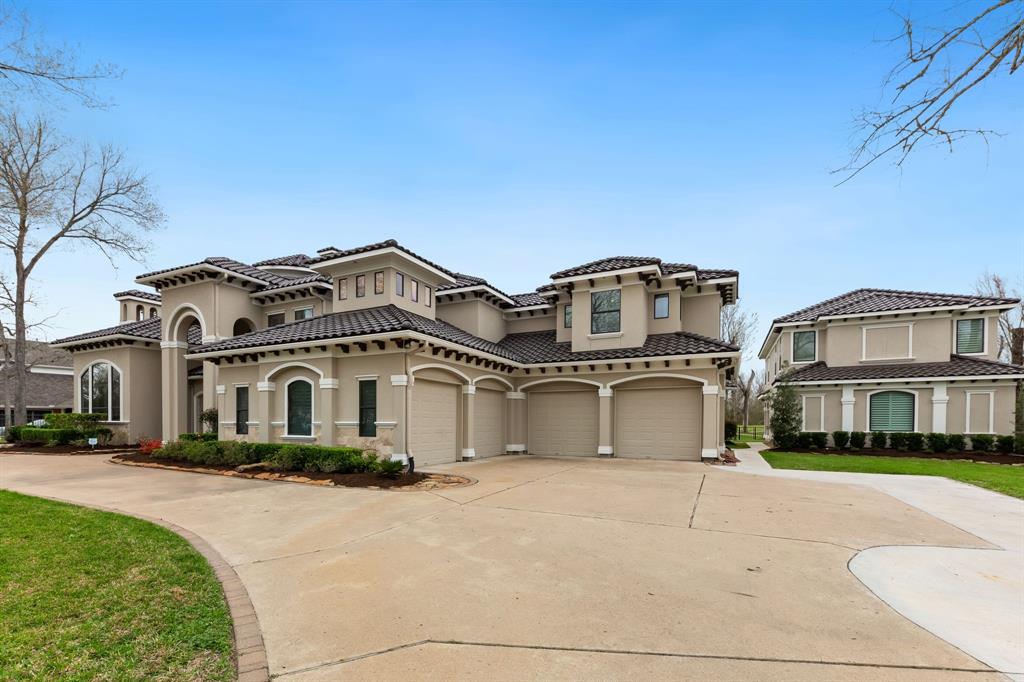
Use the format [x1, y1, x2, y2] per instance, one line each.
[162, 305, 207, 440]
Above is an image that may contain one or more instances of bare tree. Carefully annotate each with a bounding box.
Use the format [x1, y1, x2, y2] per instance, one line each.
[0, 112, 163, 425]
[974, 271, 1024, 362]
[721, 303, 759, 361]
[734, 368, 764, 429]
[837, 0, 1023, 183]
[0, 7, 118, 108]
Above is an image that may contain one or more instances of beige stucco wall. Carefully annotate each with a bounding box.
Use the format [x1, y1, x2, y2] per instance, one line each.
[71, 344, 161, 444]
[570, 280, 648, 351]
[320, 254, 445, 320]
[946, 384, 1016, 435]
[679, 292, 721, 339]
[436, 299, 507, 343]
[505, 312, 556, 335]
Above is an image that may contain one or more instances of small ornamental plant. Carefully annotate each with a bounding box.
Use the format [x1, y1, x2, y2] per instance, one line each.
[138, 438, 163, 456]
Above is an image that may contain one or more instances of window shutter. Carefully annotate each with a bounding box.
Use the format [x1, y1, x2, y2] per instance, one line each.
[956, 318, 984, 354]
[869, 391, 914, 431]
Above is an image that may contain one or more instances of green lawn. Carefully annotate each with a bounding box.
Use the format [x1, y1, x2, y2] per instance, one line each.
[762, 451, 1024, 500]
[0, 491, 234, 681]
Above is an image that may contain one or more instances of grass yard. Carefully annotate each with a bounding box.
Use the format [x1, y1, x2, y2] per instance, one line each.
[763, 451, 1024, 500]
[0, 491, 234, 681]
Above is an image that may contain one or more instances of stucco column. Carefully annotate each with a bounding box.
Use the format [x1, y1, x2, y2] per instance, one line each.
[597, 387, 614, 456]
[506, 391, 526, 453]
[841, 385, 856, 432]
[215, 385, 226, 439]
[202, 361, 218, 413]
[701, 385, 720, 459]
[160, 341, 188, 442]
[256, 381, 275, 443]
[461, 384, 476, 460]
[390, 374, 409, 462]
[932, 383, 948, 433]
[319, 378, 338, 446]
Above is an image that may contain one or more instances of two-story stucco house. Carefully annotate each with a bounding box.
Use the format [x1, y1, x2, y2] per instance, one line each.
[759, 289, 1024, 437]
[52, 240, 740, 463]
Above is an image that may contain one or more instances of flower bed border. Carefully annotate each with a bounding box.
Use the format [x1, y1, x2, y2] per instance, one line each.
[762, 447, 1024, 465]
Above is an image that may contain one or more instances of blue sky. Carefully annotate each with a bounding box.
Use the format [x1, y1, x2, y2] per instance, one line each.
[23, 0, 1024, 359]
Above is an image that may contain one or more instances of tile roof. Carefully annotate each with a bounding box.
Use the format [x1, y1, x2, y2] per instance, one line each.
[775, 288, 1019, 323]
[509, 292, 549, 307]
[497, 330, 738, 364]
[781, 355, 1024, 382]
[191, 305, 737, 364]
[550, 256, 662, 279]
[697, 268, 739, 281]
[437, 273, 488, 291]
[113, 289, 161, 302]
[254, 273, 331, 293]
[310, 239, 457, 278]
[253, 254, 314, 267]
[54, 317, 164, 345]
[138, 256, 297, 287]
[12, 340, 72, 367]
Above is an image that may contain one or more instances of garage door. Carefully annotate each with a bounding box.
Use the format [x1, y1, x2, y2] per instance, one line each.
[528, 390, 598, 456]
[411, 379, 458, 466]
[615, 387, 701, 460]
[474, 387, 505, 458]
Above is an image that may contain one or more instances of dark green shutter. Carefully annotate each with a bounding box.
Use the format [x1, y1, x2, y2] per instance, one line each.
[956, 318, 984, 354]
[359, 380, 377, 437]
[287, 380, 312, 436]
[869, 391, 914, 431]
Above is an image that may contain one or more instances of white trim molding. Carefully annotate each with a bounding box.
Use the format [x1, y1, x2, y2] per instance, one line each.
[374, 420, 397, 427]
[264, 362, 325, 381]
[390, 374, 409, 386]
[256, 381, 276, 392]
[319, 378, 339, 389]
[931, 383, 948, 433]
[215, 385, 226, 395]
[801, 394, 826, 432]
[472, 374, 515, 390]
[701, 385, 720, 396]
[701, 448, 719, 459]
[505, 391, 526, 400]
[335, 420, 359, 427]
[860, 322, 914, 362]
[840, 385, 855, 432]
[519, 377, 603, 390]
[597, 445, 614, 456]
[964, 390, 996, 434]
[506, 444, 526, 452]
[461, 448, 476, 459]
[160, 340, 189, 349]
[462, 385, 477, 395]
[597, 388, 614, 398]
[865, 388, 919, 432]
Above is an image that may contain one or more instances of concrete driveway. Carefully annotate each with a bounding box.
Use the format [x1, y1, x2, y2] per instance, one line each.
[0, 453, 1007, 680]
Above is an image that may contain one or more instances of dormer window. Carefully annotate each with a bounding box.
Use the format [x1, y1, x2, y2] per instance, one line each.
[356, 274, 366, 297]
[374, 271, 384, 295]
[591, 290, 621, 334]
[425, 286, 432, 307]
[956, 318, 984, 354]
[564, 304, 573, 328]
[653, 293, 669, 319]
[396, 272, 405, 297]
[338, 278, 348, 300]
[411, 279, 419, 303]
[792, 330, 816, 363]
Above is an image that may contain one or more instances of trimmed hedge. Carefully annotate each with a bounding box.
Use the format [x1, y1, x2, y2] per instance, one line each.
[154, 439, 387, 474]
[777, 429, 1021, 454]
[11, 427, 79, 445]
[996, 435, 1015, 454]
[849, 431, 866, 449]
[831, 431, 850, 449]
[870, 431, 888, 449]
[946, 433, 966, 452]
[969, 434, 994, 452]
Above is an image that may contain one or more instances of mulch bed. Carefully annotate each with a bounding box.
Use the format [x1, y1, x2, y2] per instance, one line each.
[111, 452, 475, 491]
[764, 447, 1024, 465]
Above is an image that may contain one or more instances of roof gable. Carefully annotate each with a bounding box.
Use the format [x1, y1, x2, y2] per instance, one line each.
[775, 288, 1019, 323]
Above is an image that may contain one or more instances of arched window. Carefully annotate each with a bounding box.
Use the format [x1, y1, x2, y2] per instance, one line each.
[79, 362, 121, 421]
[868, 391, 914, 432]
[150, 307, 158, 318]
[286, 378, 313, 436]
[135, 304, 145, 321]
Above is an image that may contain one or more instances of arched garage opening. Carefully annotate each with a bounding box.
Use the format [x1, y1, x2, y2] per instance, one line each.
[408, 365, 469, 467]
[608, 375, 705, 460]
[522, 379, 602, 457]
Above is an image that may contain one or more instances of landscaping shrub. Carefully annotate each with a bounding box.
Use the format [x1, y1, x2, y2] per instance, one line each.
[925, 432, 948, 453]
[6, 425, 24, 443]
[947, 433, 966, 452]
[888, 432, 909, 450]
[870, 431, 888, 449]
[13, 427, 79, 446]
[138, 438, 162, 456]
[996, 435, 1015, 454]
[377, 458, 405, 478]
[179, 432, 217, 443]
[795, 431, 813, 448]
[810, 432, 828, 449]
[831, 431, 850, 449]
[44, 413, 104, 430]
[905, 432, 925, 452]
[849, 431, 866, 449]
[149, 439, 393, 474]
[1016, 434, 1024, 455]
[970, 434, 994, 452]
[724, 421, 738, 441]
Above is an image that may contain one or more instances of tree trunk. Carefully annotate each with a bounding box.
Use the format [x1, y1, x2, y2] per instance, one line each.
[13, 276, 27, 426]
[742, 394, 750, 428]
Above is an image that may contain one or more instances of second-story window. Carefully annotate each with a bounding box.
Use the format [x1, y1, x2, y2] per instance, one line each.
[396, 272, 405, 296]
[653, 293, 669, 319]
[374, 271, 384, 295]
[792, 330, 816, 362]
[411, 280, 419, 302]
[356, 274, 366, 297]
[564, 304, 572, 328]
[294, 307, 313, 321]
[267, 312, 285, 327]
[338, 278, 348, 300]
[425, 285, 432, 307]
[591, 290, 620, 334]
[956, 318, 984, 354]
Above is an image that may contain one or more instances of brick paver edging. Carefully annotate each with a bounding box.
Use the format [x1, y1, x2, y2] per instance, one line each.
[34, 495, 269, 682]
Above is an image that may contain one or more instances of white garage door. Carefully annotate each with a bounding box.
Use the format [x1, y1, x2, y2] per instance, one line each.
[528, 390, 598, 456]
[615, 387, 701, 460]
[411, 379, 458, 466]
[474, 387, 505, 458]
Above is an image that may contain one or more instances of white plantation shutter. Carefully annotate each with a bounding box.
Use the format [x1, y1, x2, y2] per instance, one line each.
[956, 318, 984, 354]
[869, 391, 914, 431]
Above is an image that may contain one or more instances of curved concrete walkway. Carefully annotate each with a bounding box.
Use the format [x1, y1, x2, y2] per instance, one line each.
[732, 445, 1024, 681]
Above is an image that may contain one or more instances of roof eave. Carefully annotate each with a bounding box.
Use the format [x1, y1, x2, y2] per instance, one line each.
[311, 246, 458, 284]
[783, 373, 1024, 386]
[52, 333, 159, 349]
[550, 264, 662, 285]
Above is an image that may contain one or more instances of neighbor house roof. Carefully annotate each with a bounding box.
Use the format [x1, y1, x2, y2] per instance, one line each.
[0, 371, 72, 409]
[774, 288, 1019, 324]
[190, 304, 738, 365]
[252, 254, 314, 267]
[114, 289, 161, 302]
[781, 355, 1024, 383]
[20, 340, 73, 367]
[310, 239, 457, 280]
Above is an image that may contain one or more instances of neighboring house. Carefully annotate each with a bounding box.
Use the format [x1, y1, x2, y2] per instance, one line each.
[759, 289, 1024, 436]
[0, 340, 74, 426]
[52, 241, 740, 461]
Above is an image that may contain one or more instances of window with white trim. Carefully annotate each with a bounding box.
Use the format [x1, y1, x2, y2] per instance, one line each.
[294, 307, 313, 321]
[286, 379, 313, 436]
[792, 330, 816, 363]
[374, 271, 384, 295]
[79, 362, 121, 421]
[236, 386, 249, 435]
[591, 290, 620, 334]
[356, 274, 366, 298]
[411, 279, 419, 303]
[564, 304, 572, 328]
[956, 318, 984, 354]
[425, 285, 432, 307]
[338, 278, 348, 300]
[869, 391, 914, 432]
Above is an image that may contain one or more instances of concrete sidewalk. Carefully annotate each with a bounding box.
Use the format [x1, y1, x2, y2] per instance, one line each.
[732, 445, 1024, 680]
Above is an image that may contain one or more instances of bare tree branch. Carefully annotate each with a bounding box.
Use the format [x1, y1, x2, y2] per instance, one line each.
[835, 0, 1023, 183]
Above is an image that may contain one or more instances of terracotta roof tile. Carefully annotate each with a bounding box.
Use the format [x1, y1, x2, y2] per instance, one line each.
[310, 239, 457, 278]
[252, 254, 314, 267]
[54, 317, 164, 345]
[775, 288, 1019, 323]
[782, 355, 1024, 382]
[113, 289, 161, 302]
